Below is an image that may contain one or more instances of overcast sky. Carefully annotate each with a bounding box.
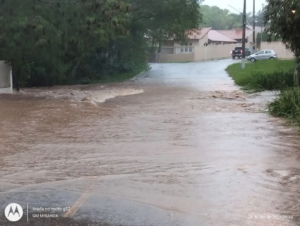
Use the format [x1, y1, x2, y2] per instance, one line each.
[203, 0, 267, 13]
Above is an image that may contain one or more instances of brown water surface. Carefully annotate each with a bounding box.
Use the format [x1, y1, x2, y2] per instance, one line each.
[0, 60, 300, 226]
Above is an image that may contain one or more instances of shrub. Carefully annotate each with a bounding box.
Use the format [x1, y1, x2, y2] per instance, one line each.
[268, 87, 300, 125]
[226, 60, 294, 91]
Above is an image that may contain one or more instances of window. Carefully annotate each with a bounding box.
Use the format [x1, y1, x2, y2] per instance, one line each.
[256, 51, 264, 55]
[189, 43, 192, 52]
[181, 43, 193, 53]
[265, 51, 271, 54]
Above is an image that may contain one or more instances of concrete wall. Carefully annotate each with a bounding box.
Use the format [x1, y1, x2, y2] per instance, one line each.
[159, 53, 194, 63]
[261, 42, 294, 59]
[194, 43, 238, 61]
[199, 35, 209, 47]
[0, 61, 13, 94]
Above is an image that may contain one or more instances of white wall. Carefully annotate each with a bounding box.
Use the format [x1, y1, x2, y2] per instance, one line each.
[194, 43, 239, 61]
[0, 61, 13, 94]
[261, 42, 294, 59]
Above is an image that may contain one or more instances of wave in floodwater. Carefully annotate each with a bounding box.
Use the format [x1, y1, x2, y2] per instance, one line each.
[81, 88, 144, 105]
[16, 86, 144, 105]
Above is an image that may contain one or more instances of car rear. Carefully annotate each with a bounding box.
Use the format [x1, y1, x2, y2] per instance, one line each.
[272, 50, 278, 59]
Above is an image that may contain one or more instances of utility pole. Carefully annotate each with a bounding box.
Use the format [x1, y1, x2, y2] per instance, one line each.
[253, 0, 255, 52]
[241, 0, 246, 69]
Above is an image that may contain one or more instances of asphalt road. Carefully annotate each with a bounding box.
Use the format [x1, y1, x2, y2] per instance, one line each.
[1, 59, 300, 226]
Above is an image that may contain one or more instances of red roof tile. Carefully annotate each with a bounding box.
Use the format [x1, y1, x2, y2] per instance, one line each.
[216, 29, 253, 40]
[186, 27, 212, 39]
[208, 30, 237, 42]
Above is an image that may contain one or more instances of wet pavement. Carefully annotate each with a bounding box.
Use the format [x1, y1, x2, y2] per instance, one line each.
[1, 59, 300, 226]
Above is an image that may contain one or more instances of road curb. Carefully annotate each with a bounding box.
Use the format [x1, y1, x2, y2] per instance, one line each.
[130, 66, 152, 81]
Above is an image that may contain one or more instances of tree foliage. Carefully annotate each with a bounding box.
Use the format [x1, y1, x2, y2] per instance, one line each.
[264, 0, 299, 57]
[200, 5, 256, 30]
[0, 0, 201, 87]
[200, 4, 268, 31]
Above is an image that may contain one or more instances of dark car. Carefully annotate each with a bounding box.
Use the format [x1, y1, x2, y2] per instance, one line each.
[231, 47, 251, 59]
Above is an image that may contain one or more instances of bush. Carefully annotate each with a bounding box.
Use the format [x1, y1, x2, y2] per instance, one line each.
[226, 60, 294, 91]
[248, 70, 294, 90]
[268, 87, 300, 125]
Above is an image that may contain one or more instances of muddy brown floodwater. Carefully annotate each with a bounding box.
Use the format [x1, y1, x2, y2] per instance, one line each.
[1, 59, 300, 226]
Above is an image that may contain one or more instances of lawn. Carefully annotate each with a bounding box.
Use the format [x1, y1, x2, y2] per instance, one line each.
[226, 60, 294, 91]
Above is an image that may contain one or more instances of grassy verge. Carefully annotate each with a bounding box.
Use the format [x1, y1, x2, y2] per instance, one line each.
[226, 60, 294, 91]
[268, 87, 300, 126]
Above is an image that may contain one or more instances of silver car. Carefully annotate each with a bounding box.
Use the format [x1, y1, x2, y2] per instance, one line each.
[247, 49, 278, 62]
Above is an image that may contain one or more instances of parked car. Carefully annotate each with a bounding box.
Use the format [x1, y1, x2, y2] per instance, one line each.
[231, 47, 251, 59]
[247, 49, 278, 62]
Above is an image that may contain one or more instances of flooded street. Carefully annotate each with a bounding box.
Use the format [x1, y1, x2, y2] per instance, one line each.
[1, 59, 300, 225]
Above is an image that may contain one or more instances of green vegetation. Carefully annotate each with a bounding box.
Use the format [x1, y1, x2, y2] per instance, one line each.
[0, 0, 201, 89]
[265, 0, 300, 78]
[200, 4, 265, 30]
[227, 59, 300, 126]
[226, 60, 294, 91]
[262, 1, 300, 126]
[269, 87, 300, 126]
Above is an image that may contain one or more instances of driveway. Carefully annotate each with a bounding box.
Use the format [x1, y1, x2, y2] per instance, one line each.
[0, 59, 300, 226]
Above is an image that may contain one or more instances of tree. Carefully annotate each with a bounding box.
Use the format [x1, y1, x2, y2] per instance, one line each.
[264, 0, 299, 84]
[199, 5, 253, 30]
[200, 5, 233, 29]
[0, 0, 131, 87]
[129, 0, 202, 44]
[0, 0, 202, 88]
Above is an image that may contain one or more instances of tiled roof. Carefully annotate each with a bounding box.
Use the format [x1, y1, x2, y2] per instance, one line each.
[208, 30, 237, 42]
[216, 28, 253, 40]
[186, 27, 212, 39]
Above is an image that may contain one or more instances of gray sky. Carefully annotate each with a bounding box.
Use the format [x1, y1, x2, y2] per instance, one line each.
[203, 0, 267, 13]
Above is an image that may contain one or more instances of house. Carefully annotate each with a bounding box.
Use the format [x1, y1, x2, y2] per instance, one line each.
[216, 28, 253, 43]
[207, 30, 237, 45]
[160, 26, 257, 55]
[161, 27, 212, 54]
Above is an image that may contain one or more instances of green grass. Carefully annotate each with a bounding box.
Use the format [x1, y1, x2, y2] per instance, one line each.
[226, 60, 294, 91]
[269, 87, 300, 126]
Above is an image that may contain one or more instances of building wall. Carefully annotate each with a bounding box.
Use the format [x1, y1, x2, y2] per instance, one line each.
[173, 39, 200, 54]
[194, 43, 239, 61]
[261, 42, 294, 59]
[159, 53, 194, 63]
[0, 61, 13, 94]
[199, 35, 209, 47]
[156, 33, 258, 63]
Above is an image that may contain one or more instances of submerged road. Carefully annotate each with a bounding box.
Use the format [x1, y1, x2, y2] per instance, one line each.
[0, 59, 300, 226]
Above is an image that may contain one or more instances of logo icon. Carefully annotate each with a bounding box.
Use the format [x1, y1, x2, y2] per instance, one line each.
[4, 203, 23, 222]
